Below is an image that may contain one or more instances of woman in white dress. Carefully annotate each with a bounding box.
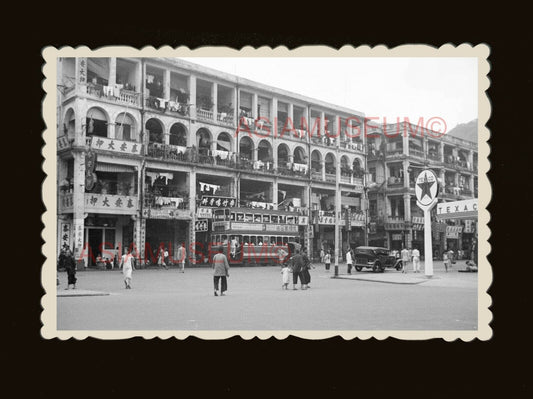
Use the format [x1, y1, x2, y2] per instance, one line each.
[120, 248, 135, 289]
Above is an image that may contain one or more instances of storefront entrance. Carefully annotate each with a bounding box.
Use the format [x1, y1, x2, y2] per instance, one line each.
[84, 227, 116, 266]
[145, 219, 189, 265]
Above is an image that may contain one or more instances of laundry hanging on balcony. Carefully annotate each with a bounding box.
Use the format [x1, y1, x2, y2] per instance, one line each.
[199, 182, 220, 195]
[146, 172, 174, 184]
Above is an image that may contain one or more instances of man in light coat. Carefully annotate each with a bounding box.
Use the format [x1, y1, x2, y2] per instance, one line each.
[212, 247, 230, 296]
[346, 248, 353, 274]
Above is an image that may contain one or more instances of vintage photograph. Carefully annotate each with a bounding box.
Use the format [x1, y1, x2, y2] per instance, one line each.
[42, 45, 491, 339]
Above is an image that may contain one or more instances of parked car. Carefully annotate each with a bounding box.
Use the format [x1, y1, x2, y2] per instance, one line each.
[353, 246, 403, 273]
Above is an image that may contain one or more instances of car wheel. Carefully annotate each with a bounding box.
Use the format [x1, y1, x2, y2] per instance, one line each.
[372, 263, 381, 272]
[396, 262, 402, 271]
[355, 266, 362, 272]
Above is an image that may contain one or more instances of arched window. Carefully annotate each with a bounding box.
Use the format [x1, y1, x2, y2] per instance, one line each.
[258, 140, 272, 162]
[277, 144, 289, 167]
[196, 128, 211, 155]
[115, 113, 137, 141]
[146, 118, 164, 144]
[311, 150, 322, 172]
[325, 153, 336, 174]
[217, 132, 232, 152]
[239, 137, 253, 160]
[294, 146, 307, 164]
[169, 123, 187, 146]
[86, 107, 108, 138]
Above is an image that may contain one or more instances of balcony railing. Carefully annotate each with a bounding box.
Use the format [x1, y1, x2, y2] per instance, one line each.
[387, 177, 404, 186]
[217, 111, 234, 126]
[409, 148, 425, 158]
[147, 143, 188, 161]
[427, 152, 441, 161]
[325, 172, 336, 182]
[86, 83, 141, 107]
[311, 170, 323, 181]
[196, 108, 214, 121]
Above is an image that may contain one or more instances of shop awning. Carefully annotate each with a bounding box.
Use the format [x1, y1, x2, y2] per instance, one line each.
[96, 163, 135, 173]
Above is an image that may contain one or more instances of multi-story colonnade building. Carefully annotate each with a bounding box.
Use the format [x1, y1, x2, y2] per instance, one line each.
[56, 57, 369, 266]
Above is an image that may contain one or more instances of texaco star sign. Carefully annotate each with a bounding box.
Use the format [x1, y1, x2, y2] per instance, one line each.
[415, 169, 439, 210]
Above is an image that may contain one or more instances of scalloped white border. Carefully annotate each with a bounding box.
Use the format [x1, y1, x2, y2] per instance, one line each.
[41, 44, 491, 340]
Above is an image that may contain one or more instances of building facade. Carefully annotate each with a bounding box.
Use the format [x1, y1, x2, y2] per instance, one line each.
[366, 122, 478, 258]
[56, 57, 369, 266]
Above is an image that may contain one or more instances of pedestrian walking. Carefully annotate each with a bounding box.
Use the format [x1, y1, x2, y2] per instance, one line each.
[63, 248, 77, 290]
[412, 247, 421, 273]
[401, 247, 410, 273]
[346, 247, 353, 274]
[212, 247, 230, 296]
[158, 247, 168, 270]
[324, 250, 331, 272]
[281, 264, 291, 290]
[301, 249, 313, 289]
[290, 249, 305, 290]
[164, 247, 169, 266]
[120, 247, 135, 289]
[319, 248, 325, 263]
[177, 243, 186, 273]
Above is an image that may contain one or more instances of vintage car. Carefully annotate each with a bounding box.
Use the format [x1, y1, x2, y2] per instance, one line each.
[353, 246, 403, 273]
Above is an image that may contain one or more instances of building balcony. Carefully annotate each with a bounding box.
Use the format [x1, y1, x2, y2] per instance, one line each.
[146, 142, 188, 162]
[217, 111, 234, 126]
[311, 170, 323, 181]
[88, 136, 143, 156]
[325, 172, 336, 182]
[387, 177, 404, 187]
[427, 152, 441, 162]
[196, 107, 214, 121]
[409, 148, 425, 159]
[339, 141, 365, 152]
[86, 83, 141, 107]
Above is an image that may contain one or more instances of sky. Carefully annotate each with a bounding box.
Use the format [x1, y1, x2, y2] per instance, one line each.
[180, 57, 477, 131]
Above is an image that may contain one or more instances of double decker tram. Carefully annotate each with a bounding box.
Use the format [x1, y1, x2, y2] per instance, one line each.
[211, 208, 302, 265]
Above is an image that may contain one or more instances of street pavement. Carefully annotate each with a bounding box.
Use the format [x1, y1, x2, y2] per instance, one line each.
[56, 260, 478, 331]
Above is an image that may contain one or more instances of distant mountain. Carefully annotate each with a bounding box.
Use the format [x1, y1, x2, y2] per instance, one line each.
[447, 119, 477, 143]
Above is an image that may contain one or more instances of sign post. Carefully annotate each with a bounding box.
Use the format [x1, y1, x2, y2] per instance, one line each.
[414, 169, 439, 278]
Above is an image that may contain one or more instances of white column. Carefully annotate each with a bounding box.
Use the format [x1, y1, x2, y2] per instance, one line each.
[272, 180, 278, 210]
[424, 206, 434, 277]
[252, 93, 258, 120]
[72, 151, 86, 266]
[212, 82, 218, 122]
[320, 112, 325, 138]
[164, 69, 171, 101]
[109, 57, 117, 87]
[272, 97, 278, 137]
[403, 133, 409, 156]
[189, 75, 197, 119]
[233, 87, 238, 126]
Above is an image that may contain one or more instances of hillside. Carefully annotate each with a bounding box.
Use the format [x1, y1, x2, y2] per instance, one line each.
[447, 119, 477, 143]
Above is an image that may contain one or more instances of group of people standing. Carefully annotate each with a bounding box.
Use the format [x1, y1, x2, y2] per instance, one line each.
[400, 247, 421, 273]
[156, 244, 187, 272]
[281, 248, 313, 290]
